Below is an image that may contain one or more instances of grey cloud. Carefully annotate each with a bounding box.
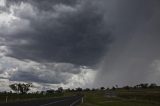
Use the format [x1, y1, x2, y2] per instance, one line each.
[7, 0, 78, 6]
[4, 0, 112, 66]
[9, 69, 70, 84]
[8, 62, 93, 85]
[30, 0, 79, 11]
[6, 0, 79, 13]
[0, 6, 8, 13]
[94, 0, 160, 87]
[2, 0, 160, 89]
[0, 55, 82, 84]
[101, 0, 156, 36]
[0, 53, 94, 87]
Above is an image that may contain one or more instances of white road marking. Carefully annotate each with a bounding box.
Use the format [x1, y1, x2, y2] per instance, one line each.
[70, 97, 82, 106]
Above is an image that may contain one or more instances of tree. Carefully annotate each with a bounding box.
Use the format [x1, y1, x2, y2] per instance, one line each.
[149, 83, 157, 88]
[100, 87, 105, 90]
[92, 88, 96, 91]
[57, 87, 63, 93]
[76, 87, 83, 92]
[9, 83, 19, 93]
[84, 88, 90, 91]
[123, 86, 130, 90]
[112, 86, 116, 90]
[139, 83, 148, 89]
[106, 88, 110, 90]
[46, 89, 55, 94]
[66, 88, 71, 92]
[9, 83, 32, 94]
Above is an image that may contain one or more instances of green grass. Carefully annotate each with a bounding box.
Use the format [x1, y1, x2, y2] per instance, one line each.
[79, 89, 160, 106]
[0, 92, 75, 103]
[1, 88, 160, 105]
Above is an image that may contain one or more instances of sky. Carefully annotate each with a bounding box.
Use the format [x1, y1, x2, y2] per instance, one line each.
[0, 0, 160, 91]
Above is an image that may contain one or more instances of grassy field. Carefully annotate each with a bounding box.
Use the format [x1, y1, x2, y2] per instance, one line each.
[79, 89, 160, 106]
[1, 88, 160, 106]
[0, 92, 74, 103]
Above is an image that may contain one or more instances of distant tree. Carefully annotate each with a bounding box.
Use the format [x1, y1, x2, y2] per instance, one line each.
[66, 88, 71, 92]
[112, 86, 116, 90]
[46, 89, 55, 94]
[9, 91, 12, 94]
[149, 83, 157, 88]
[41, 91, 47, 95]
[123, 86, 130, 90]
[84, 88, 90, 91]
[100, 87, 105, 90]
[92, 88, 96, 91]
[140, 83, 148, 89]
[18, 83, 32, 94]
[76, 87, 83, 92]
[57, 87, 63, 93]
[9, 83, 32, 94]
[9, 83, 19, 93]
[133, 85, 137, 89]
[71, 89, 75, 92]
[106, 88, 110, 90]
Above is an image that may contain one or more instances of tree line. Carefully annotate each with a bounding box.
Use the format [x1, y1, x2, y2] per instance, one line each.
[4, 83, 160, 95]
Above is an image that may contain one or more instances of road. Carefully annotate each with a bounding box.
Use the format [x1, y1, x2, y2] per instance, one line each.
[0, 95, 83, 106]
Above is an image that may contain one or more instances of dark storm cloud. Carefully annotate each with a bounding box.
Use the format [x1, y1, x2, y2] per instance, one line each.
[1, 0, 160, 89]
[6, 0, 78, 11]
[9, 69, 70, 84]
[7, 0, 78, 5]
[30, 0, 79, 11]
[0, 54, 85, 85]
[4, 0, 112, 66]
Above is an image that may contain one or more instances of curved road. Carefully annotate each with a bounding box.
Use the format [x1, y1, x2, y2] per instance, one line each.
[0, 95, 83, 106]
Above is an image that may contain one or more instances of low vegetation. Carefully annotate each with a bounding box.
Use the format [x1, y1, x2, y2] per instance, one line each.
[79, 88, 160, 106]
[0, 83, 160, 106]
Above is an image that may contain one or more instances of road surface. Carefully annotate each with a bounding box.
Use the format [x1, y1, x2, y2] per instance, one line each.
[0, 95, 83, 106]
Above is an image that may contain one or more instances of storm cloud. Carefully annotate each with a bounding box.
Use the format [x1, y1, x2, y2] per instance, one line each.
[0, 0, 107, 91]
[0, 0, 160, 91]
[1, 0, 112, 66]
[0, 55, 96, 90]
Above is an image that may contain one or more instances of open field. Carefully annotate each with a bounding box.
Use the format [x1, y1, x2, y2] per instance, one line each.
[79, 88, 160, 106]
[0, 92, 75, 103]
[1, 88, 160, 106]
[0, 95, 82, 106]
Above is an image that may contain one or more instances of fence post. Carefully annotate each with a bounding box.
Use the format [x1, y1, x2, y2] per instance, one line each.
[81, 97, 83, 103]
[6, 96, 8, 103]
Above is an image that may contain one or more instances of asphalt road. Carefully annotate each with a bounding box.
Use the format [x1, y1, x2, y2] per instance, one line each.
[0, 95, 83, 106]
